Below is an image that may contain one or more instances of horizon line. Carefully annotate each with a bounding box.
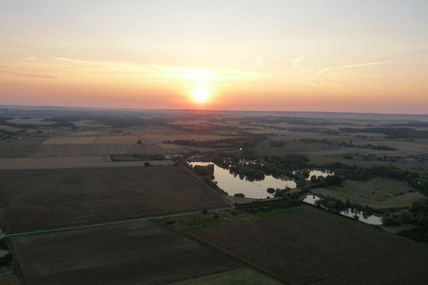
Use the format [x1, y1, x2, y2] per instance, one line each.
[0, 103, 428, 117]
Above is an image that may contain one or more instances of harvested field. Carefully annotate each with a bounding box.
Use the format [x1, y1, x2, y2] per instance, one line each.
[167, 268, 283, 285]
[312, 178, 424, 209]
[43, 136, 96, 145]
[0, 156, 174, 169]
[72, 120, 110, 128]
[0, 166, 230, 232]
[190, 206, 428, 285]
[0, 275, 21, 285]
[159, 143, 188, 152]
[0, 138, 45, 158]
[31, 143, 171, 157]
[141, 133, 234, 143]
[94, 136, 139, 144]
[11, 221, 238, 285]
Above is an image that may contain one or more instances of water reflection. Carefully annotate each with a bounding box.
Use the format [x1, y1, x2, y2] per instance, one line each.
[308, 170, 334, 179]
[189, 161, 296, 199]
[302, 194, 383, 226]
[303, 194, 321, 204]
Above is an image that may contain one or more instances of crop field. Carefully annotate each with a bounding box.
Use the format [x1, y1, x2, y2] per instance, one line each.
[144, 133, 234, 143]
[0, 166, 231, 232]
[94, 136, 139, 144]
[312, 178, 425, 209]
[43, 136, 97, 145]
[31, 143, 168, 157]
[0, 156, 174, 169]
[11, 221, 239, 285]
[166, 268, 283, 285]
[6, 118, 53, 126]
[159, 143, 188, 152]
[72, 120, 110, 128]
[188, 206, 428, 285]
[0, 275, 21, 285]
[0, 138, 45, 158]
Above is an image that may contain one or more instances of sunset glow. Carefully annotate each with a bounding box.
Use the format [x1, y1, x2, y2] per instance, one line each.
[191, 87, 211, 104]
[1, 1, 428, 113]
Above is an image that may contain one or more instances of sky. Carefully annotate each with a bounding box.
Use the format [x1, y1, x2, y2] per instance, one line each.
[1, 0, 428, 114]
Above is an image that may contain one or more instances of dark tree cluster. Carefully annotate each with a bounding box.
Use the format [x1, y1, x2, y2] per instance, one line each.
[300, 138, 397, 151]
[315, 196, 373, 215]
[340, 127, 428, 139]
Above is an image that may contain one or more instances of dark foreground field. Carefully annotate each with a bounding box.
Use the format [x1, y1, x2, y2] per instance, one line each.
[0, 166, 230, 233]
[11, 221, 238, 285]
[190, 206, 428, 285]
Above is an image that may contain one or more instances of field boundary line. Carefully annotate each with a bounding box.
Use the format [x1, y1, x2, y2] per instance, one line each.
[5, 207, 234, 238]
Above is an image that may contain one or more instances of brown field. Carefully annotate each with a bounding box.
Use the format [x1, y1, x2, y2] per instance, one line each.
[189, 206, 428, 285]
[0, 156, 174, 169]
[42, 136, 96, 145]
[159, 143, 188, 152]
[0, 138, 45, 158]
[30, 143, 170, 157]
[94, 136, 139, 144]
[72, 120, 110, 128]
[312, 178, 425, 209]
[0, 275, 21, 285]
[11, 221, 238, 285]
[0, 166, 231, 232]
[166, 268, 283, 285]
[143, 134, 233, 143]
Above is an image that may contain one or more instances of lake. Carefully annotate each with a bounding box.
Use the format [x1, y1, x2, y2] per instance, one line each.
[189, 161, 331, 199]
[303, 194, 383, 226]
[189, 161, 296, 199]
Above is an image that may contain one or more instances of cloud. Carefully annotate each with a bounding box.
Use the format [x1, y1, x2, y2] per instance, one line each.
[44, 57, 267, 84]
[255, 56, 264, 67]
[318, 61, 392, 75]
[291, 57, 304, 68]
[25, 56, 38, 61]
[0, 67, 54, 79]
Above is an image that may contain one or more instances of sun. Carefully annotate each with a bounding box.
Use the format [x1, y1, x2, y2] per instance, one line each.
[191, 86, 211, 104]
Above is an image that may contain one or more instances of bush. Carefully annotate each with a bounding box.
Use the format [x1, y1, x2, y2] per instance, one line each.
[382, 215, 401, 226]
[266, 187, 275, 194]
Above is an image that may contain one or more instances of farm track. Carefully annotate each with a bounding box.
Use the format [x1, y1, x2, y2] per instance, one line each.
[5, 206, 234, 238]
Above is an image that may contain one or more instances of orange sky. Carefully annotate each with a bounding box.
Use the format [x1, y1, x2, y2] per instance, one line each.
[1, 1, 428, 114]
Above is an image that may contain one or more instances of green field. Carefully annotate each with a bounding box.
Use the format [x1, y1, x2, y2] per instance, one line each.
[312, 177, 424, 209]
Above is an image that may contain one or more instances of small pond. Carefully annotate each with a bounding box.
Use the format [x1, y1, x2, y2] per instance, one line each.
[303, 194, 383, 226]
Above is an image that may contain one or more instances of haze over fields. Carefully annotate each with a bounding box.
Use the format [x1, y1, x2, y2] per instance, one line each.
[1, 0, 428, 113]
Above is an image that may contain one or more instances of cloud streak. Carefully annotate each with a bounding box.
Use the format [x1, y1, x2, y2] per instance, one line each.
[0, 67, 55, 79]
[318, 61, 392, 75]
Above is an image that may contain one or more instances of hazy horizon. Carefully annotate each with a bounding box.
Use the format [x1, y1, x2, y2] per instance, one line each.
[3, 103, 428, 118]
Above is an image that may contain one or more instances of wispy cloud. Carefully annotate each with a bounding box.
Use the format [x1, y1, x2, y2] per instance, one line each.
[30, 57, 267, 84]
[318, 61, 392, 75]
[255, 56, 265, 67]
[25, 56, 38, 61]
[0, 67, 54, 79]
[291, 57, 304, 68]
